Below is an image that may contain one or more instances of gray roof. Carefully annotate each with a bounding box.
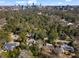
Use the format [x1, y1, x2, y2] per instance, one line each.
[4, 42, 19, 51]
[61, 44, 74, 52]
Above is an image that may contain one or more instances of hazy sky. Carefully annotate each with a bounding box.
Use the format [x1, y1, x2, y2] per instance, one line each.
[0, 0, 79, 6]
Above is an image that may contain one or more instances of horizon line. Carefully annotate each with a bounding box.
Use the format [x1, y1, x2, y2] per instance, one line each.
[0, 4, 79, 6]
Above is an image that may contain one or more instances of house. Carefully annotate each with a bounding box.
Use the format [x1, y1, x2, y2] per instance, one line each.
[42, 43, 54, 53]
[37, 12, 42, 15]
[41, 43, 55, 58]
[4, 42, 20, 51]
[67, 23, 73, 26]
[54, 43, 75, 57]
[60, 44, 74, 53]
[10, 33, 19, 41]
[54, 43, 74, 54]
[44, 37, 48, 41]
[27, 38, 36, 46]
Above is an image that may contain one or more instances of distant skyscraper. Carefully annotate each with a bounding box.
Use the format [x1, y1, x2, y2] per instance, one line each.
[40, 3, 42, 7]
[32, 3, 34, 6]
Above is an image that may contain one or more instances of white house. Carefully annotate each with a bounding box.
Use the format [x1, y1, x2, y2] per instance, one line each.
[67, 23, 73, 26]
[27, 38, 36, 46]
[37, 12, 42, 15]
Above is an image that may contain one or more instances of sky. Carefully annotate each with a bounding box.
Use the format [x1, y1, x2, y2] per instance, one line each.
[0, 0, 79, 6]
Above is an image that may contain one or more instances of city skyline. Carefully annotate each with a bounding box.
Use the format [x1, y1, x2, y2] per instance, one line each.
[0, 0, 79, 6]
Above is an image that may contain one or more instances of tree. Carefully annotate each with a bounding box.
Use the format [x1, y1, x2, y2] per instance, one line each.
[0, 30, 11, 43]
[29, 44, 40, 57]
[48, 28, 58, 44]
